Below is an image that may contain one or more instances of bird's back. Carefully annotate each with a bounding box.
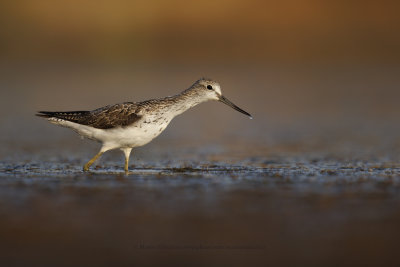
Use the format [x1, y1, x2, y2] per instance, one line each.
[36, 102, 142, 129]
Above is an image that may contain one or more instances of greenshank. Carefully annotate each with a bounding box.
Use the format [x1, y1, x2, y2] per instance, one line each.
[36, 78, 252, 172]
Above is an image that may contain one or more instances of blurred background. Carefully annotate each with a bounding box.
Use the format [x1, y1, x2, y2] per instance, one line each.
[1, 0, 399, 147]
[1, 1, 400, 266]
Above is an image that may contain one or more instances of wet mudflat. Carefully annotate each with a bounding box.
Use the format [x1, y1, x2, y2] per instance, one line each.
[1, 65, 400, 266]
[1, 137, 400, 267]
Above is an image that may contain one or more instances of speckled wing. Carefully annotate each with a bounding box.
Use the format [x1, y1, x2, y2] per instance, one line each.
[37, 102, 142, 129]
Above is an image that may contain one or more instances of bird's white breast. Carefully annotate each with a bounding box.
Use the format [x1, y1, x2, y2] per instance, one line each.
[49, 102, 186, 150]
[103, 117, 171, 148]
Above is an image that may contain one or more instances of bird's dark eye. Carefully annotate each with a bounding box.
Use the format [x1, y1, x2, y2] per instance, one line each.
[207, 85, 213, 90]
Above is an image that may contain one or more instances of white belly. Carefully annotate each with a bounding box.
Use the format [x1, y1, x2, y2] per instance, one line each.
[101, 122, 169, 148]
[50, 118, 171, 150]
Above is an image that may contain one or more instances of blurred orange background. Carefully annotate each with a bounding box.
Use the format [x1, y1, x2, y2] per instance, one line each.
[0, 0, 399, 145]
[1, 0, 399, 64]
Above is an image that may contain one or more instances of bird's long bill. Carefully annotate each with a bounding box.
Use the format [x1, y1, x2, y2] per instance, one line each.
[218, 95, 253, 119]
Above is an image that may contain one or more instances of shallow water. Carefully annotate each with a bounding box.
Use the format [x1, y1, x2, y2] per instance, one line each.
[1, 136, 400, 266]
[2, 65, 400, 266]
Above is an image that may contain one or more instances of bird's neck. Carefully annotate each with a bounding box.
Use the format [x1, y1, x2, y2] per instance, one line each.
[166, 89, 207, 117]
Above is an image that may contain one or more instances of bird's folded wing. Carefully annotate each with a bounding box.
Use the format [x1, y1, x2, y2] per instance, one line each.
[37, 102, 142, 129]
[80, 102, 142, 129]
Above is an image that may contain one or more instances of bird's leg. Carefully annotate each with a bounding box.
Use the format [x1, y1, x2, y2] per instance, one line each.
[121, 147, 133, 173]
[83, 151, 104, 171]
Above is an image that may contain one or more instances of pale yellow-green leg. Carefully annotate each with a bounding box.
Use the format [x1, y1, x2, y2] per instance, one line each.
[83, 151, 104, 172]
[121, 148, 133, 173]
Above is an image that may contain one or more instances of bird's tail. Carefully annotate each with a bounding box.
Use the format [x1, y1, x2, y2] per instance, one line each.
[36, 111, 56, 118]
[36, 111, 90, 123]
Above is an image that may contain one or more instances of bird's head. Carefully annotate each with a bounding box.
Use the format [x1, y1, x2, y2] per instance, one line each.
[188, 78, 253, 119]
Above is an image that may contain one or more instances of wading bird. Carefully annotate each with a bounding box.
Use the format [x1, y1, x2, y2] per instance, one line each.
[37, 78, 252, 173]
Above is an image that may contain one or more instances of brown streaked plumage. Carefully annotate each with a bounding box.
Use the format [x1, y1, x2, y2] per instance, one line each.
[37, 102, 142, 129]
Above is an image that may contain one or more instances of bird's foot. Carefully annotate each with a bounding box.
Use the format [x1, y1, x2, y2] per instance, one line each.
[83, 164, 91, 172]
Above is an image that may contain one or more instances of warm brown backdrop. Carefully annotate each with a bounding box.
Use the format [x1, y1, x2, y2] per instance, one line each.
[1, 0, 399, 146]
[1, 0, 399, 63]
